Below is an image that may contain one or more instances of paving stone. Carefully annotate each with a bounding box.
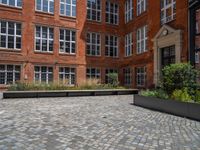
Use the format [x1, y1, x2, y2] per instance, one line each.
[0, 95, 200, 150]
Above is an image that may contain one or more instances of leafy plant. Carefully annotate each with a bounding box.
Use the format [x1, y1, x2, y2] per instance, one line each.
[195, 90, 200, 103]
[140, 89, 169, 99]
[171, 88, 192, 102]
[161, 63, 199, 95]
[107, 73, 119, 87]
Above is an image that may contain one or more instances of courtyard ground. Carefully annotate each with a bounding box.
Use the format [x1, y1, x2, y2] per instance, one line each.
[0, 95, 200, 150]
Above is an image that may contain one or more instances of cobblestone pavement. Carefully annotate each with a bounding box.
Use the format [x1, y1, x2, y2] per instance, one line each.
[0, 95, 200, 150]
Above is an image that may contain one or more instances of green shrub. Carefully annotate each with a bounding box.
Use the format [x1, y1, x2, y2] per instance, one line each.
[195, 90, 200, 103]
[107, 73, 119, 87]
[140, 89, 169, 99]
[161, 63, 199, 95]
[171, 88, 192, 102]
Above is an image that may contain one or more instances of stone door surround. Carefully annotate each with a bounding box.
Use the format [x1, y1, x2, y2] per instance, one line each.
[152, 25, 182, 86]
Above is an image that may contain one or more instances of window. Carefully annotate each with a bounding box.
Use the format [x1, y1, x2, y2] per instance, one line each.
[196, 21, 199, 34]
[36, 0, 54, 13]
[105, 35, 118, 57]
[60, 29, 76, 54]
[0, 21, 22, 50]
[137, 0, 146, 16]
[34, 66, 53, 84]
[161, 0, 176, 24]
[136, 67, 146, 87]
[125, 33, 133, 56]
[87, 0, 101, 22]
[0, 65, 20, 85]
[105, 69, 118, 84]
[86, 32, 101, 56]
[0, 0, 22, 7]
[124, 68, 132, 86]
[195, 52, 199, 64]
[137, 25, 148, 54]
[161, 45, 175, 68]
[60, 0, 76, 17]
[59, 67, 76, 85]
[86, 68, 100, 79]
[35, 26, 54, 52]
[106, 1, 119, 25]
[125, 0, 133, 23]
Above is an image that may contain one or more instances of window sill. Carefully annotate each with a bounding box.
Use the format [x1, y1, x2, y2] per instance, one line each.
[136, 51, 148, 56]
[60, 15, 77, 21]
[161, 18, 176, 26]
[0, 4, 22, 11]
[0, 48, 21, 53]
[35, 11, 54, 18]
[86, 20, 102, 24]
[124, 55, 133, 58]
[86, 55, 101, 57]
[34, 51, 54, 55]
[105, 56, 119, 59]
[59, 53, 76, 56]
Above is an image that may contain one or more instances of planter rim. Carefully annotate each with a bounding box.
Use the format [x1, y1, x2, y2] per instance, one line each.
[4, 89, 138, 93]
[137, 95, 200, 106]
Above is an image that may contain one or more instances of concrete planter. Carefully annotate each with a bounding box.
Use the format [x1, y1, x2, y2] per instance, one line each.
[134, 95, 200, 121]
[3, 89, 138, 99]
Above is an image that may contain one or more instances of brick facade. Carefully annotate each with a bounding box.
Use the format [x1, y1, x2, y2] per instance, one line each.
[0, 0, 191, 89]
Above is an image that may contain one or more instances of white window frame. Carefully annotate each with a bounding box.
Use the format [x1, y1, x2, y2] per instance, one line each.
[35, 25, 54, 53]
[195, 52, 200, 64]
[59, 29, 76, 54]
[105, 1, 119, 25]
[0, 0, 22, 8]
[0, 64, 21, 85]
[86, 32, 101, 56]
[34, 66, 53, 84]
[105, 35, 118, 58]
[59, 67, 76, 86]
[136, 66, 146, 87]
[35, 0, 54, 13]
[86, 68, 101, 79]
[0, 21, 22, 50]
[125, 33, 133, 57]
[137, 0, 146, 16]
[161, 0, 176, 24]
[124, 68, 132, 86]
[87, 0, 101, 22]
[60, 0, 76, 17]
[125, 0, 133, 23]
[137, 25, 148, 54]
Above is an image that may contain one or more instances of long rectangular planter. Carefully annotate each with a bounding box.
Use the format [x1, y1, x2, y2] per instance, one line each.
[134, 95, 200, 121]
[3, 89, 138, 99]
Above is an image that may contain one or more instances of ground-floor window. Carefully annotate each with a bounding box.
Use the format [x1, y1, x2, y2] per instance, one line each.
[86, 68, 101, 79]
[34, 66, 53, 84]
[0, 65, 20, 85]
[124, 68, 132, 86]
[105, 68, 118, 84]
[59, 67, 76, 85]
[136, 67, 146, 87]
[195, 52, 200, 64]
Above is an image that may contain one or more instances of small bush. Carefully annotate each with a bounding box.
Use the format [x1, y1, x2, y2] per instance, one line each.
[171, 88, 192, 102]
[161, 63, 199, 95]
[195, 90, 200, 103]
[140, 89, 169, 99]
[107, 73, 119, 87]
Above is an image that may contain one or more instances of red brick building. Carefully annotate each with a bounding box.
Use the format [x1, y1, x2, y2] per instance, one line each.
[0, 0, 191, 89]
